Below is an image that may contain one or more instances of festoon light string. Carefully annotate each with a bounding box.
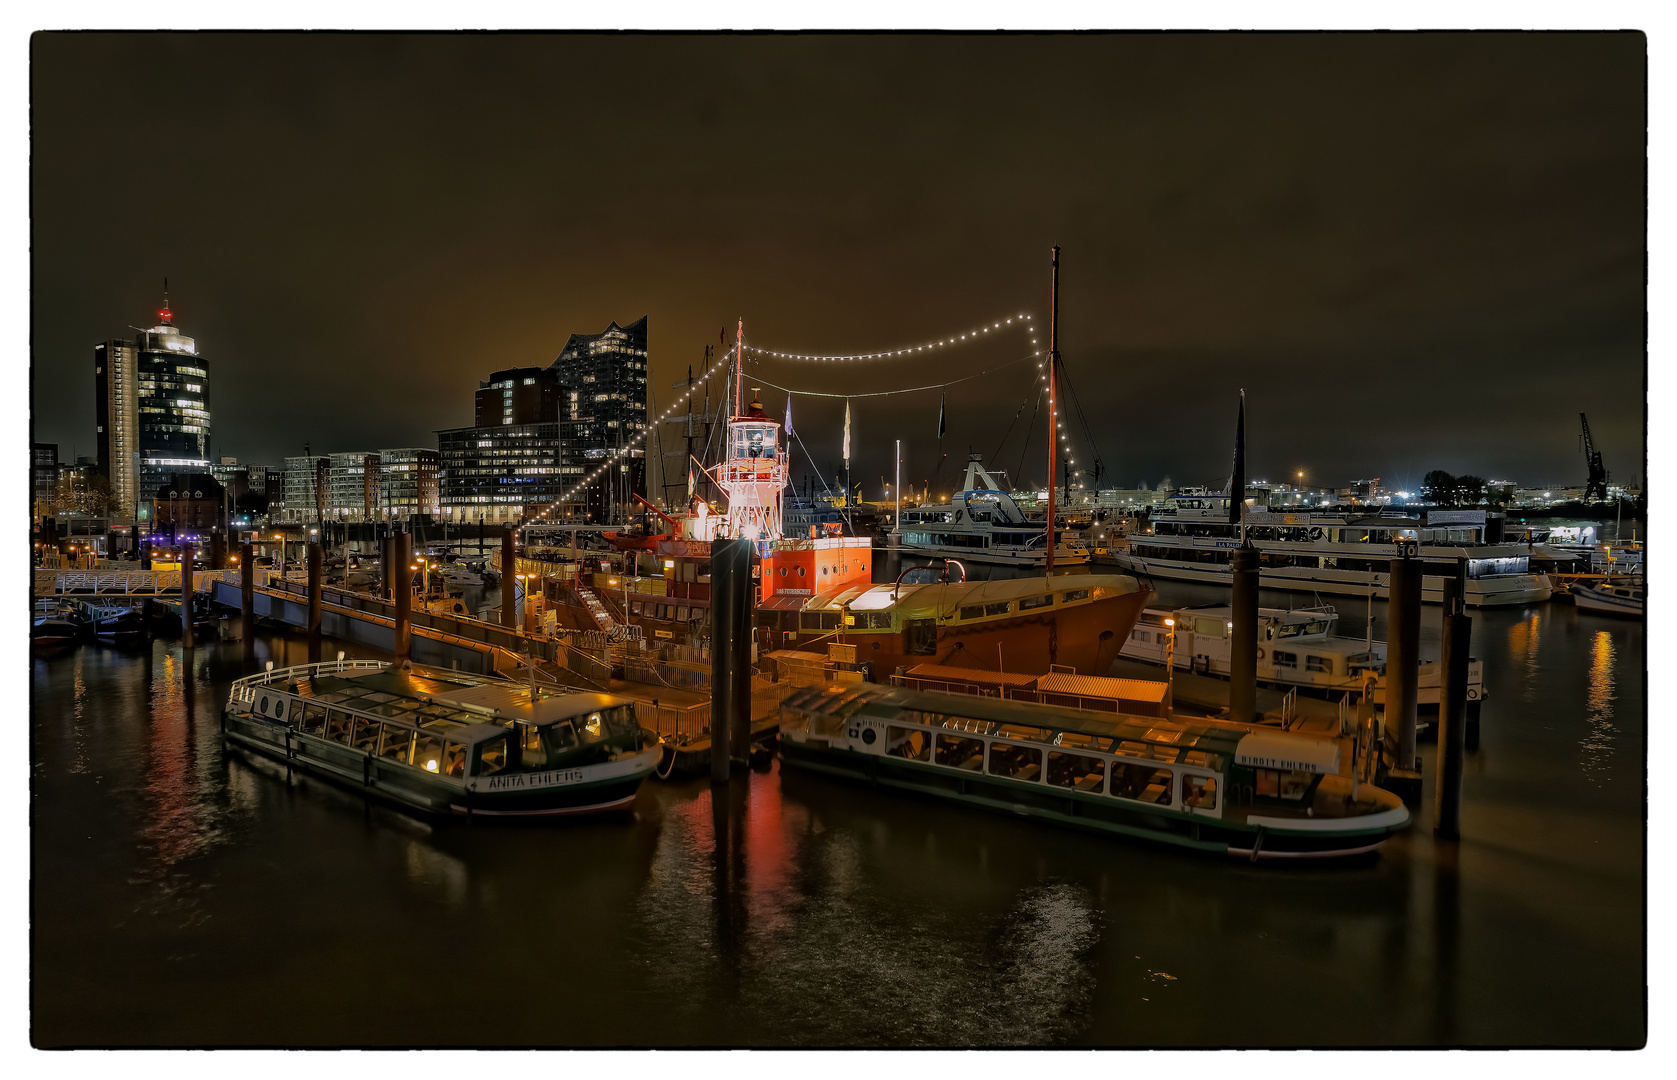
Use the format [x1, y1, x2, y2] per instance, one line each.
[522, 309, 1055, 524]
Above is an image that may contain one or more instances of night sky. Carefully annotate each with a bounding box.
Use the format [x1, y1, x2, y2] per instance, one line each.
[30, 32, 1646, 501]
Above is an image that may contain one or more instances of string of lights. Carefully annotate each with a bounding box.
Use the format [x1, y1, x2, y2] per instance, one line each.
[521, 310, 1058, 524]
[742, 313, 1035, 362]
[749, 353, 1036, 399]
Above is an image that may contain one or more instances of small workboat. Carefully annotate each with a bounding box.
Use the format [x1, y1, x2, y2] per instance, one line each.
[223, 660, 661, 817]
[88, 603, 146, 644]
[779, 683, 1410, 860]
[32, 600, 86, 648]
[1572, 581, 1643, 618]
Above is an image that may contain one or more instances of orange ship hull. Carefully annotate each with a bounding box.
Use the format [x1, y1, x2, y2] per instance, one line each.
[788, 577, 1153, 679]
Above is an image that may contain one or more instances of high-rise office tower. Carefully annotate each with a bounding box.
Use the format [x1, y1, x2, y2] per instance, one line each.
[97, 286, 210, 521]
[93, 336, 140, 518]
[548, 316, 648, 522]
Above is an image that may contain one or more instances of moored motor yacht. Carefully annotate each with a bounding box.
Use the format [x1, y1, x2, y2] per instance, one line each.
[895, 455, 1090, 569]
[1112, 492, 1551, 607]
[1120, 603, 1485, 716]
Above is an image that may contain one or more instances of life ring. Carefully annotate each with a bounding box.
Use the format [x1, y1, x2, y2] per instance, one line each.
[1467, 688, 1479, 700]
[1256, 646, 1265, 660]
[1308, 526, 1324, 541]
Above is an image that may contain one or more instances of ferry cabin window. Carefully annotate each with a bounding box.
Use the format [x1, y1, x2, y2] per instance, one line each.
[414, 733, 446, 773]
[906, 619, 937, 655]
[301, 702, 328, 735]
[1305, 655, 1334, 675]
[1047, 751, 1107, 792]
[1272, 650, 1298, 668]
[1062, 588, 1091, 603]
[473, 736, 508, 777]
[1132, 629, 1152, 643]
[934, 734, 985, 771]
[520, 724, 547, 769]
[581, 712, 606, 739]
[1193, 617, 1225, 637]
[1181, 774, 1218, 810]
[1018, 594, 1052, 611]
[886, 727, 931, 761]
[988, 742, 1043, 781]
[1279, 770, 1313, 800]
[352, 716, 382, 752]
[442, 741, 469, 779]
[1111, 762, 1175, 806]
[287, 698, 306, 725]
[325, 709, 354, 743]
[854, 611, 893, 630]
[546, 722, 578, 753]
[800, 611, 842, 631]
[1255, 768, 1279, 797]
[379, 725, 414, 762]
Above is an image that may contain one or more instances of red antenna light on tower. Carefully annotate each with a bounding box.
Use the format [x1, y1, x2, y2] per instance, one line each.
[159, 276, 174, 325]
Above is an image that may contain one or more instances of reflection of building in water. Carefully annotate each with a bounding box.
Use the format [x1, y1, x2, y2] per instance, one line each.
[1582, 630, 1617, 783]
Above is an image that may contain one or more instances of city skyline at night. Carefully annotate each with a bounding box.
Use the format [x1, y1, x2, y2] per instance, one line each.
[30, 33, 1645, 507]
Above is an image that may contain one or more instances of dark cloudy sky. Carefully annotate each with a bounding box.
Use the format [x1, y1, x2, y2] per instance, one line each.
[31, 32, 1645, 499]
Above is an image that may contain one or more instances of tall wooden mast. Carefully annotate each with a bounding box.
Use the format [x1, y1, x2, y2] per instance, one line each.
[1045, 246, 1060, 577]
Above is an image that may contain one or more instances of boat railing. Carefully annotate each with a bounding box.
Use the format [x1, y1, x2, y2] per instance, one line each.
[229, 658, 387, 702]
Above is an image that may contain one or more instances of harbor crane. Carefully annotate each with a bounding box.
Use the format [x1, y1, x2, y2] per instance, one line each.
[1579, 413, 1608, 502]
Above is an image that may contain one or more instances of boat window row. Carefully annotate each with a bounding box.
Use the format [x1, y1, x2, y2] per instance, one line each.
[882, 724, 1219, 810]
[269, 692, 635, 776]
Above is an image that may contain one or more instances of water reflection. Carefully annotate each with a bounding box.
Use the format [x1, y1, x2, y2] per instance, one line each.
[1581, 630, 1617, 783]
[633, 766, 1103, 1045]
[129, 646, 217, 927]
[1506, 611, 1542, 704]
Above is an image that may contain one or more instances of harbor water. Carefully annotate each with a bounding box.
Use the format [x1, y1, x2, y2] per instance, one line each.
[31, 572, 1644, 1046]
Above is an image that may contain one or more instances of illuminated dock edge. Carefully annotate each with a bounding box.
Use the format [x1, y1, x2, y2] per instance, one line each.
[223, 660, 659, 817]
[777, 683, 1409, 859]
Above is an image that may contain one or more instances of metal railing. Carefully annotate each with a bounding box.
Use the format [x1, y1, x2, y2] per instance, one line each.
[229, 658, 386, 702]
[34, 567, 269, 596]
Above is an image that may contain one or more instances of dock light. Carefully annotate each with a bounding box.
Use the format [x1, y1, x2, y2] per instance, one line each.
[664, 560, 674, 569]
[1164, 618, 1175, 627]
[425, 759, 439, 773]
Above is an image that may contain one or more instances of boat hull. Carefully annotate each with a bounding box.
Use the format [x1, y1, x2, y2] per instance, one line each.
[222, 709, 658, 819]
[792, 586, 1151, 679]
[1113, 552, 1550, 607]
[779, 738, 1405, 859]
[1571, 585, 1643, 618]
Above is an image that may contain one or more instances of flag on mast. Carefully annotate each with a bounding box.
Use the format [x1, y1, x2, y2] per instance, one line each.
[937, 390, 946, 439]
[785, 393, 794, 437]
[842, 399, 851, 462]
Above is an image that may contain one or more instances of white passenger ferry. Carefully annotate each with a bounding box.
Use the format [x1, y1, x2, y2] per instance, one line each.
[895, 455, 1090, 568]
[1111, 491, 1551, 607]
[1121, 604, 1485, 717]
[779, 683, 1410, 860]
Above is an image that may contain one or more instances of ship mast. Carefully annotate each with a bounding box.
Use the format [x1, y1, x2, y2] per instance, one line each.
[1045, 246, 1060, 578]
[734, 318, 744, 420]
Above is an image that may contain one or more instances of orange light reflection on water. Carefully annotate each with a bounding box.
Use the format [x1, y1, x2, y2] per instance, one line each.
[1581, 630, 1617, 783]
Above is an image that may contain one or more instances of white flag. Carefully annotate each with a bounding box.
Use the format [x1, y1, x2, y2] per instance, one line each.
[842, 400, 851, 462]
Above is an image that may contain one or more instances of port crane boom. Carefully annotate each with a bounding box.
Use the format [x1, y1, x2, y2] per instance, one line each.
[1580, 412, 1608, 502]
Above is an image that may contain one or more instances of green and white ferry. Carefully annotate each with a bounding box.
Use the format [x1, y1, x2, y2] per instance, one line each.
[223, 659, 660, 817]
[779, 683, 1410, 860]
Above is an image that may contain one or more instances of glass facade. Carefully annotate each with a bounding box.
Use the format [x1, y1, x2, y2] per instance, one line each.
[133, 321, 210, 512]
[548, 316, 648, 521]
[436, 422, 583, 524]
